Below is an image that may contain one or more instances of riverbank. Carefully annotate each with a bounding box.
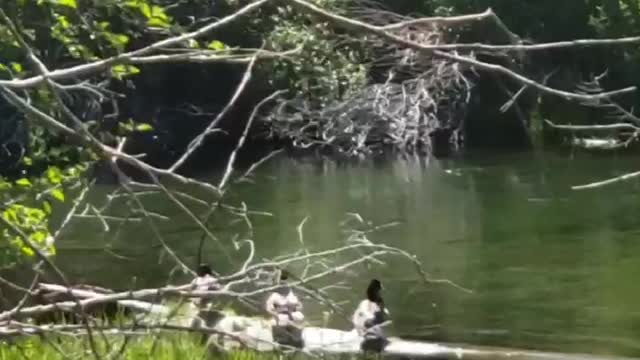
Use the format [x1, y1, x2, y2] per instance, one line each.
[0, 334, 297, 360]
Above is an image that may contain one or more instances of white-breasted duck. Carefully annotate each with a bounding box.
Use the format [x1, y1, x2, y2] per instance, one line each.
[352, 278, 391, 344]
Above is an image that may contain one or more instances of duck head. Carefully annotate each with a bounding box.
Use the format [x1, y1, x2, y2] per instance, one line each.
[276, 269, 292, 295]
[366, 279, 383, 302]
[196, 263, 212, 277]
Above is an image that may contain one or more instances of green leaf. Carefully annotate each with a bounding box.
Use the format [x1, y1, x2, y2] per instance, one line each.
[54, 15, 70, 30]
[103, 32, 129, 53]
[135, 123, 153, 132]
[105, 33, 129, 49]
[110, 64, 140, 79]
[3, 208, 17, 223]
[207, 40, 226, 50]
[146, 17, 170, 28]
[30, 230, 46, 244]
[46, 166, 63, 185]
[20, 245, 34, 257]
[50, 189, 65, 203]
[15, 178, 32, 187]
[22, 157, 32, 166]
[55, 0, 77, 8]
[10, 63, 23, 73]
[42, 201, 52, 214]
[139, 3, 152, 18]
[150, 5, 169, 20]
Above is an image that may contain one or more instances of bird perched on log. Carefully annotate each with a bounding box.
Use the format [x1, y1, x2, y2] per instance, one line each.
[190, 263, 220, 310]
[352, 279, 391, 352]
[265, 270, 305, 348]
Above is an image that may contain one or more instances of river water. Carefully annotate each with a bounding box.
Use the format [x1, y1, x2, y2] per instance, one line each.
[53, 149, 640, 357]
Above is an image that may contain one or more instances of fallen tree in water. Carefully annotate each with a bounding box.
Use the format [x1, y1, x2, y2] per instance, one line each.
[0, 215, 471, 357]
[264, 1, 640, 156]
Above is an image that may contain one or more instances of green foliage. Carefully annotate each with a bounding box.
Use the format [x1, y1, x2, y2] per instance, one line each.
[588, 1, 640, 37]
[111, 64, 141, 79]
[207, 40, 226, 50]
[0, 334, 208, 360]
[0, 0, 181, 72]
[125, 0, 172, 28]
[2, 203, 53, 259]
[0, 161, 87, 265]
[0, 0, 239, 265]
[0, 335, 297, 360]
[264, 1, 368, 104]
[117, 118, 154, 134]
[0, 121, 90, 265]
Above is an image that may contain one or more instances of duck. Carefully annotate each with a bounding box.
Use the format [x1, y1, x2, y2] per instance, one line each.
[265, 270, 304, 327]
[265, 270, 305, 348]
[352, 279, 390, 352]
[190, 263, 220, 310]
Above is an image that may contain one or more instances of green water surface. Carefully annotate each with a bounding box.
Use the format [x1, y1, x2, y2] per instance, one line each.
[51, 150, 640, 357]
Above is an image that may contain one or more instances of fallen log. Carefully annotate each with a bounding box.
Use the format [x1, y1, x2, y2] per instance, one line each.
[29, 284, 126, 325]
[1, 298, 636, 360]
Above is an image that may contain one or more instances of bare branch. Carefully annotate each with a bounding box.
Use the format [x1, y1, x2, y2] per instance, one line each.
[545, 119, 640, 131]
[218, 90, 286, 190]
[572, 170, 640, 190]
[170, 55, 259, 172]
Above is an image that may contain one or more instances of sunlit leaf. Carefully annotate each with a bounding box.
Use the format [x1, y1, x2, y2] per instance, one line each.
[105, 33, 129, 46]
[15, 178, 31, 187]
[135, 123, 153, 132]
[151, 5, 169, 20]
[3, 208, 17, 223]
[207, 40, 226, 50]
[104, 32, 129, 52]
[10, 63, 23, 73]
[42, 201, 52, 214]
[50, 189, 65, 203]
[20, 245, 34, 257]
[55, 15, 70, 29]
[146, 17, 170, 28]
[139, 3, 152, 18]
[110, 64, 140, 79]
[46, 166, 63, 184]
[55, 0, 77, 8]
[30, 230, 46, 244]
